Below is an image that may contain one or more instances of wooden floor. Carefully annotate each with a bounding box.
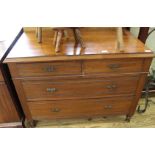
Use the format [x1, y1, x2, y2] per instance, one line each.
[36, 98, 155, 128]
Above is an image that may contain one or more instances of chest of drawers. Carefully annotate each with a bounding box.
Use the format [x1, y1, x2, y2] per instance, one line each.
[4, 28, 154, 127]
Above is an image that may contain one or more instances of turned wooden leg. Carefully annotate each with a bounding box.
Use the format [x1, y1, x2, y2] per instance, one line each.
[24, 119, 36, 128]
[73, 28, 79, 45]
[75, 28, 85, 48]
[37, 27, 42, 43]
[55, 30, 63, 52]
[53, 31, 58, 46]
[36, 27, 42, 43]
[72, 28, 85, 48]
[125, 115, 131, 122]
[36, 28, 38, 37]
[116, 27, 124, 52]
[64, 30, 68, 40]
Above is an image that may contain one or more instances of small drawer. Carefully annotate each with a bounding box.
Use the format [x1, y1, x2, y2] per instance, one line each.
[83, 59, 144, 74]
[0, 70, 4, 81]
[22, 76, 139, 101]
[16, 61, 81, 77]
[28, 96, 133, 120]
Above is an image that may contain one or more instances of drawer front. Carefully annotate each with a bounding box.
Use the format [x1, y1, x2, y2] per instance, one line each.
[83, 59, 144, 74]
[16, 61, 81, 77]
[22, 76, 139, 101]
[28, 96, 133, 120]
[0, 70, 3, 81]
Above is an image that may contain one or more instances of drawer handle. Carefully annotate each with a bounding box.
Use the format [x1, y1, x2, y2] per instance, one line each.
[51, 108, 60, 112]
[106, 84, 117, 89]
[43, 66, 55, 72]
[46, 88, 56, 92]
[108, 64, 120, 70]
[104, 105, 112, 109]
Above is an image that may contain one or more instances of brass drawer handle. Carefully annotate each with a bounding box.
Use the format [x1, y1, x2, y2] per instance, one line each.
[46, 88, 56, 92]
[106, 84, 117, 89]
[51, 108, 60, 112]
[43, 66, 55, 72]
[104, 105, 112, 109]
[108, 64, 120, 70]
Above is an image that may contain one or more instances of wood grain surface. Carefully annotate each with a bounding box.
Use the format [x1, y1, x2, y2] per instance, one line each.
[0, 82, 20, 123]
[4, 28, 154, 63]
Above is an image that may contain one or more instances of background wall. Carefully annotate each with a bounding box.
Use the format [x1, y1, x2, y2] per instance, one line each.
[146, 28, 155, 52]
[130, 27, 140, 38]
[130, 27, 155, 52]
[130, 27, 155, 71]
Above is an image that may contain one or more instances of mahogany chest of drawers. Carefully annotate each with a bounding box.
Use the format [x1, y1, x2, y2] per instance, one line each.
[4, 28, 154, 127]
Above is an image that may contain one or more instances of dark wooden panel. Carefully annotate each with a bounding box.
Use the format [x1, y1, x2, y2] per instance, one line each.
[0, 82, 20, 123]
[21, 76, 139, 101]
[28, 96, 133, 120]
[16, 61, 82, 77]
[83, 59, 144, 74]
[138, 27, 149, 43]
[0, 70, 3, 81]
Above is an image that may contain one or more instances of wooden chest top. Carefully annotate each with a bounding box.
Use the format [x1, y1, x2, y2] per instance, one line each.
[4, 28, 154, 63]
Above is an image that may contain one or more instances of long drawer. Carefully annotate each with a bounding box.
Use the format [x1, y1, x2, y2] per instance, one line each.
[22, 76, 139, 101]
[83, 59, 144, 74]
[16, 61, 82, 77]
[28, 96, 133, 120]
